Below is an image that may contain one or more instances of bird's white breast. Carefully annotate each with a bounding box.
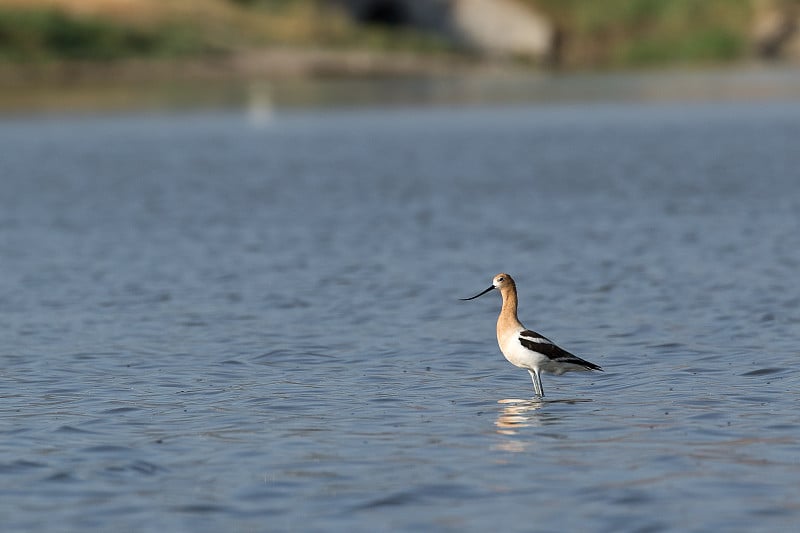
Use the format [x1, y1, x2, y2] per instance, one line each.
[497, 327, 549, 369]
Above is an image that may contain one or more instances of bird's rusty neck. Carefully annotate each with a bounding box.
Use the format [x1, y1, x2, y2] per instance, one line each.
[497, 282, 522, 335]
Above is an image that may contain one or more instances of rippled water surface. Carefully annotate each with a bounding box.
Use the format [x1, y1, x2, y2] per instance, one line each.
[2, 101, 800, 531]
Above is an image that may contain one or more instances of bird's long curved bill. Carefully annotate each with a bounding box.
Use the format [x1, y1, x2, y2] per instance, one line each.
[460, 286, 495, 300]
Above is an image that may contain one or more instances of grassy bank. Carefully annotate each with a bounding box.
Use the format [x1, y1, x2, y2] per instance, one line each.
[0, 8, 215, 61]
[530, 0, 753, 67]
[0, 0, 774, 76]
[0, 0, 450, 64]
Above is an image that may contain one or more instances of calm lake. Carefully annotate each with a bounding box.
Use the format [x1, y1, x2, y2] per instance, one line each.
[1, 77, 800, 531]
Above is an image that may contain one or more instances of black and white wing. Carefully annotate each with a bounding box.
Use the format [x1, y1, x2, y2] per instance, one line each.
[518, 330, 602, 371]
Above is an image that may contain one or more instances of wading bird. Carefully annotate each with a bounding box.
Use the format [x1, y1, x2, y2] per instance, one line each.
[461, 273, 602, 397]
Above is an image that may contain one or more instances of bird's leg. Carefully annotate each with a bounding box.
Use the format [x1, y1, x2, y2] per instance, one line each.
[528, 369, 544, 397]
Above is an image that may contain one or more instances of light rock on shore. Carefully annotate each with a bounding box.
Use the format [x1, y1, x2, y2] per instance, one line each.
[449, 0, 555, 59]
[752, 0, 800, 60]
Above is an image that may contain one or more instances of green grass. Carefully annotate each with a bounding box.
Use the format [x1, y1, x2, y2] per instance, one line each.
[529, 0, 752, 67]
[0, 8, 216, 62]
[622, 27, 745, 66]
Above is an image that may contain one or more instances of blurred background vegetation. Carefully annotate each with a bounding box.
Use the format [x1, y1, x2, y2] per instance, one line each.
[532, 0, 752, 66]
[0, 0, 458, 63]
[0, 0, 798, 76]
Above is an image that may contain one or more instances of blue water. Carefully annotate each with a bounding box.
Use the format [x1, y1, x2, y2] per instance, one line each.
[1, 100, 800, 532]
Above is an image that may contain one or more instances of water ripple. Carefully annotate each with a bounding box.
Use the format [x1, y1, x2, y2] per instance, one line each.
[3, 103, 800, 532]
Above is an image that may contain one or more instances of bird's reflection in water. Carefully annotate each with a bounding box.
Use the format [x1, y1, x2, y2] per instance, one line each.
[495, 398, 546, 435]
[493, 398, 594, 452]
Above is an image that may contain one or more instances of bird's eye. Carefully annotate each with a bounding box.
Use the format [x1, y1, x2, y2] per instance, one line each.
[497, 277, 504, 282]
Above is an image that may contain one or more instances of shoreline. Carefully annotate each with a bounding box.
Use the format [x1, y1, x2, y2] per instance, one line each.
[2, 52, 800, 115]
[0, 48, 489, 87]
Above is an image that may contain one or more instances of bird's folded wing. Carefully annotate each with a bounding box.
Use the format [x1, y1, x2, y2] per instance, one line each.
[518, 330, 601, 370]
